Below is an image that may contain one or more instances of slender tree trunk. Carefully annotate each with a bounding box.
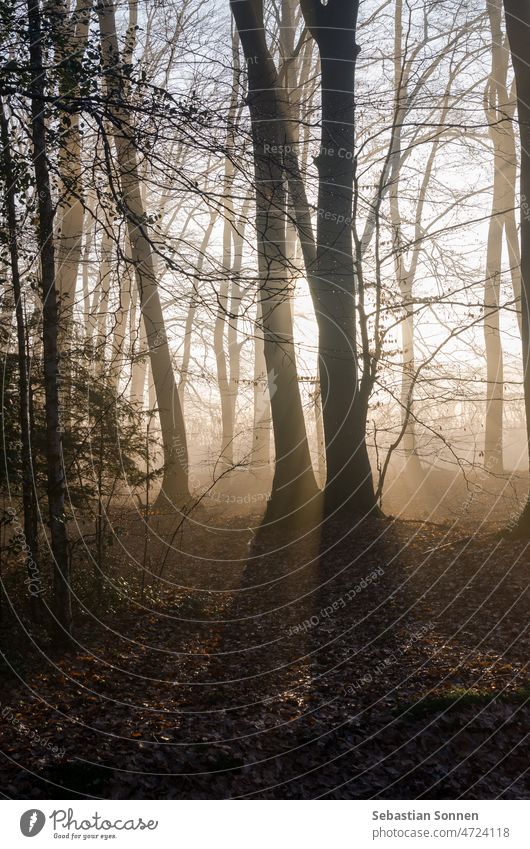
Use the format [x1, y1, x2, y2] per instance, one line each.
[94, 223, 113, 373]
[487, 8, 521, 338]
[226, 266, 242, 464]
[0, 100, 42, 622]
[27, 0, 72, 635]
[179, 293, 194, 416]
[252, 299, 271, 469]
[483, 0, 512, 474]
[225, 207, 249, 464]
[215, 34, 239, 469]
[484, 218, 505, 475]
[50, 0, 93, 343]
[399, 282, 422, 470]
[387, 0, 457, 484]
[389, 0, 423, 480]
[214, 265, 233, 467]
[130, 288, 148, 406]
[179, 215, 216, 413]
[280, 0, 305, 290]
[503, 0, 530, 531]
[505, 172, 522, 334]
[109, 235, 133, 390]
[313, 382, 325, 486]
[81, 193, 96, 340]
[98, 0, 190, 506]
[215, 200, 249, 469]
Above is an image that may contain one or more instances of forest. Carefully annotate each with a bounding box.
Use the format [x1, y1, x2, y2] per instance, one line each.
[0, 0, 528, 800]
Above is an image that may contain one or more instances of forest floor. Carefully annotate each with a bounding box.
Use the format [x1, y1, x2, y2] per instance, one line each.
[0, 487, 528, 799]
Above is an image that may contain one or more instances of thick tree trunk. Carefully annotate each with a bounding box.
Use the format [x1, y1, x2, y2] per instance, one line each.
[0, 100, 42, 622]
[27, 0, 72, 635]
[98, 0, 190, 507]
[503, 0, 530, 531]
[300, 0, 377, 517]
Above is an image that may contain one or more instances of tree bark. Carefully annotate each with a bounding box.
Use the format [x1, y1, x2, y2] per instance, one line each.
[109, 234, 133, 390]
[27, 0, 72, 635]
[230, 0, 319, 521]
[483, 0, 513, 474]
[130, 287, 148, 406]
[214, 235, 233, 467]
[49, 0, 93, 341]
[179, 215, 216, 414]
[0, 99, 42, 622]
[215, 32, 239, 469]
[94, 222, 113, 373]
[252, 299, 271, 469]
[388, 0, 425, 481]
[503, 0, 530, 531]
[81, 192, 96, 340]
[300, 0, 377, 516]
[98, 0, 190, 507]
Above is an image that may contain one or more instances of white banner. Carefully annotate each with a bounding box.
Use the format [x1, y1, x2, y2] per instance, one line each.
[2, 800, 528, 848]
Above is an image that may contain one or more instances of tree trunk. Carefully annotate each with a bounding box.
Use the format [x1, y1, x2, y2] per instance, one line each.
[215, 35, 239, 470]
[81, 192, 96, 340]
[98, 0, 190, 507]
[252, 299, 271, 470]
[215, 200, 249, 469]
[130, 289, 148, 406]
[503, 0, 530, 531]
[179, 215, 216, 413]
[300, 0, 377, 517]
[94, 223, 113, 373]
[109, 235, 133, 390]
[0, 99, 42, 622]
[27, 0, 72, 635]
[230, 0, 319, 521]
[313, 382, 325, 487]
[388, 0, 424, 481]
[399, 283, 423, 474]
[484, 218, 505, 475]
[386, 0, 459, 485]
[483, 0, 515, 475]
[214, 264, 233, 467]
[49, 0, 93, 343]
